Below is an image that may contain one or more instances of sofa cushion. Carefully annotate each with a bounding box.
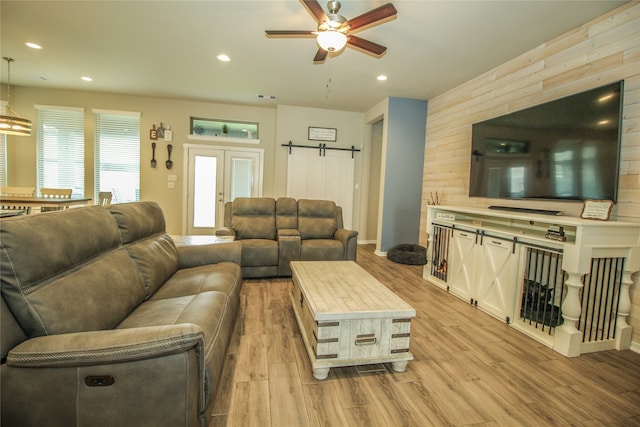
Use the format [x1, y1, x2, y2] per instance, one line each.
[231, 197, 276, 240]
[125, 234, 180, 298]
[0, 207, 146, 336]
[110, 202, 180, 297]
[110, 201, 167, 244]
[151, 262, 242, 300]
[297, 199, 338, 239]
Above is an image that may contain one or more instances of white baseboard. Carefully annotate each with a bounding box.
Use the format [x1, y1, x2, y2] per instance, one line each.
[357, 240, 376, 245]
[630, 341, 640, 354]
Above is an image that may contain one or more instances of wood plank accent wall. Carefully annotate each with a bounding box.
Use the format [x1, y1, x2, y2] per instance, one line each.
[420, 2, 640, 345]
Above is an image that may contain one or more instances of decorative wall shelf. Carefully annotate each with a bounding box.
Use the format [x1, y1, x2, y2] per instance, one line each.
[187, 135, 260, 144]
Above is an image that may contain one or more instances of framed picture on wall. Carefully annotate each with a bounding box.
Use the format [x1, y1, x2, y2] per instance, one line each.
[308, 126, 337, 142]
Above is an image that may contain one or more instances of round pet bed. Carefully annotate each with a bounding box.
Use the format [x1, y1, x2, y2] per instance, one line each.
[387, 244, 427, 265]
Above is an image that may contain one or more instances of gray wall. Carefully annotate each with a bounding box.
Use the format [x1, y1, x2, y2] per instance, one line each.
[380, 97, 428, 251]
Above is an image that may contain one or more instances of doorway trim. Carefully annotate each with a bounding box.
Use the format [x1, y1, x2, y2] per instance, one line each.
[181, 143, 264, 234]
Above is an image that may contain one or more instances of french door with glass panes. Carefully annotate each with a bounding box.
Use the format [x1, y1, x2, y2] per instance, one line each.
[185, 145, 263, 234]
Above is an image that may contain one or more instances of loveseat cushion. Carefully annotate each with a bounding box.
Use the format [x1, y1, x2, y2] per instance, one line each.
[231, 197, 276, 240]
[276, 197, 297, 229]
[0, 207, 146, 337]
[239, 239, 279, 267]
[297, 199, 338, 239]
[300, 239, 345, 260]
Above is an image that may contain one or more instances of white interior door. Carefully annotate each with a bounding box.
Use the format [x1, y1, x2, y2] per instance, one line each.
[185, 146, 263, 234]
[286, 148, 355, 229]
[186, 148, 224, 235]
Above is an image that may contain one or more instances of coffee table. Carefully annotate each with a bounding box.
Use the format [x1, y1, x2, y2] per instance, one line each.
[290, 261, 416, 380]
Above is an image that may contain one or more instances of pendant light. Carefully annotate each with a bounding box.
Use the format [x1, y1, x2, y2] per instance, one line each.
[0, 57, 32, 137]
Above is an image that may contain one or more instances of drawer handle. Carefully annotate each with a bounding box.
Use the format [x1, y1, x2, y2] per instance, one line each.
[355, 334, 377, 346]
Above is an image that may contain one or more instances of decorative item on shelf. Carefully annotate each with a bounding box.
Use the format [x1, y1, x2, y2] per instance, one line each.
[222, 123, 228, 136]
[164, 126, 173, 142]
[149, 124, 158, 140]
[0, 57, 32, 137]
[427, 191, 440, 205]
[545, 225, 566, 242]
[150, 142, 157, 168]
[580, 199, 614, 221]
[157, 123, 165, 139]
[166, 144, 173, 169]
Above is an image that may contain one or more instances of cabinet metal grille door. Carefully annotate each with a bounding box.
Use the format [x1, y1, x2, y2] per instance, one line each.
[430, 224, 451, 281]
[580, 257, 624, 343]
[520, 247, 564, 334]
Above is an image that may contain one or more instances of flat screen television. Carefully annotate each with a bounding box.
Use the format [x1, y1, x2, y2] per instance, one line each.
[469, 81, 623, 202]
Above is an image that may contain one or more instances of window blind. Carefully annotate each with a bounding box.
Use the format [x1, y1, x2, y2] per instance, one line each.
[94, 110, 140, 203]
[0, 102, 7, 187]
[36, 105, 85, 197]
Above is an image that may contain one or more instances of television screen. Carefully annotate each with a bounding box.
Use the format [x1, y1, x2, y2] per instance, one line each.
[469, 81, 623, 202]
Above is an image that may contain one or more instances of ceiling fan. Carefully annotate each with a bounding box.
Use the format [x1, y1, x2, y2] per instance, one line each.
[265, 1, 397, 63]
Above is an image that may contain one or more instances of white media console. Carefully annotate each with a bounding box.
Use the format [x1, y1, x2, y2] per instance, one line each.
[423, 205, 640, 357]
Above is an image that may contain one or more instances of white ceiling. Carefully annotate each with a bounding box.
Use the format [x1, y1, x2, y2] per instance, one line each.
[0, 0, 628, 113]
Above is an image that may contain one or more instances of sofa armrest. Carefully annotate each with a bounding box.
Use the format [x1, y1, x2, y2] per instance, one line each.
[215, 227, 237, 238]
[6, 324, 204, 368]
[177, 241, 242, 269]
[3, 325, 206, 426]
[334, 228, 359, 260]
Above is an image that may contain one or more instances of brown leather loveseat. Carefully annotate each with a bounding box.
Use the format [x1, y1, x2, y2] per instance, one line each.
[215, 197, 358, 278]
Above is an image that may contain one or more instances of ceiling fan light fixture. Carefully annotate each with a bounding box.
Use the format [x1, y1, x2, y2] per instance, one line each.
[0, 57, 32, 137]
[317, 30, 347, 52]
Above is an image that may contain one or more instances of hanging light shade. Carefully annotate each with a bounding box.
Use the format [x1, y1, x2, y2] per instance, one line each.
[317, 30, 347, 53]
[0, 57, 32, 137]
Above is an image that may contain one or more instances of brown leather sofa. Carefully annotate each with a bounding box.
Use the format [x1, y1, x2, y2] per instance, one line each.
[0, 202, 242, 427]
[216, 197, 358, 278]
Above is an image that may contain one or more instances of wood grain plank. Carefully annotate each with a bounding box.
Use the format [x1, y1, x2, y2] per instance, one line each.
[268, 363, 311, 427]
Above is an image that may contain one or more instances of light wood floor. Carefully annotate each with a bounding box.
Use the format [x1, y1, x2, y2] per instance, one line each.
[209, 244, 640, 427]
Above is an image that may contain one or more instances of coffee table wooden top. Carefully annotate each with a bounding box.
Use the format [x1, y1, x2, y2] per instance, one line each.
[290, 261, 416, 321]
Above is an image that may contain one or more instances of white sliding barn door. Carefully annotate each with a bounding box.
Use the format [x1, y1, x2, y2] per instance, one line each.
[286, 147, 355, 229]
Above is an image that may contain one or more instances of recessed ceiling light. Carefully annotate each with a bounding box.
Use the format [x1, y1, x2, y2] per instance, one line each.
[598, 93, 614, 103]
[25, 42, 43, 49]
[377, 75, 388, 81]
[598, 119, 610, 126]
[81, 76, 93, 82]
[217, 54, 231, 62]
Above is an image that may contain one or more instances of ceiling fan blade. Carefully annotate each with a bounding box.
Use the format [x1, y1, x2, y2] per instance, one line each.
[265, 30, 315, 37]
[347, 35, 387, 56]
[346, 3, 397, 32]
[301, 0, 327, 24]
[313, 48, 328, 63]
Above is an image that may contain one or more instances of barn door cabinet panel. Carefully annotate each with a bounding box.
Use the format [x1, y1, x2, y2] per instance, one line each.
[423, 205, 640, 357]
[444, 225, 518, 322]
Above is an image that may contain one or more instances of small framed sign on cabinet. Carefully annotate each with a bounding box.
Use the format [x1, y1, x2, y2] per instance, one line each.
[580, 199, 614, 221]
